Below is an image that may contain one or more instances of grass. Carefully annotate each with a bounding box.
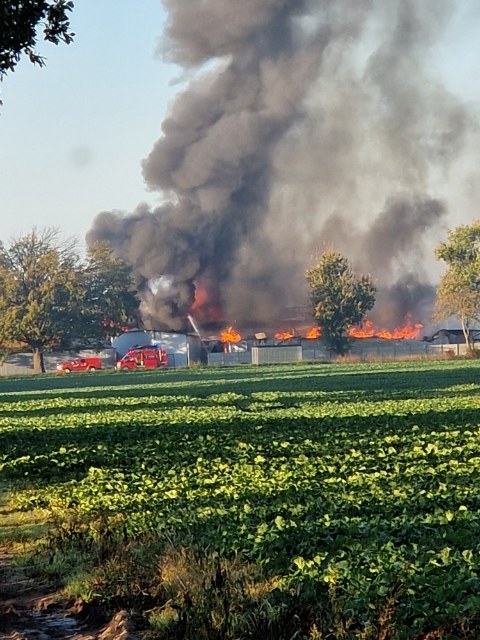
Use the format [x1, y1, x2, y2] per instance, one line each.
[0, 483, 46, 551]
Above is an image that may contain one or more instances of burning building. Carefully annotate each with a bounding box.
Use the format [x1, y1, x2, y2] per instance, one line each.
[86, 1, 479, 334]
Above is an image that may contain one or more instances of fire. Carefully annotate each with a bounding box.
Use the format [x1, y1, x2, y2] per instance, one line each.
[191, 285, 208, 311]
[306, 326, 321, 339]
[348, 314, 423, 340]
[190, 278, 224, 324]
[220, 326, 242, 343]
[274, 330, 295, 340]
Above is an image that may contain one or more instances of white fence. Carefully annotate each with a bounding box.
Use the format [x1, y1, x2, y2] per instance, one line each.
[251, 345, 303, 365]
[206, 340, 476, 367]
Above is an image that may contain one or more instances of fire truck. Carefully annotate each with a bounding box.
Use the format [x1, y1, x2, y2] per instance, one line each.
[57, 356, 103, 373]
[116, 345, 168, 370]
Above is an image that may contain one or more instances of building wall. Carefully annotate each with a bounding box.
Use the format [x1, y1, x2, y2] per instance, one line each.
[208, 352, 252, 366]
[187, 335, 204, 365]
[112, 331, 151, 357]
[251, 345, 303, 365]
[151, 331, 188, 367]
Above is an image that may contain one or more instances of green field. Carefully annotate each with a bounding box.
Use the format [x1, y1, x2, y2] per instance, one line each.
[2, 360, 480, 639]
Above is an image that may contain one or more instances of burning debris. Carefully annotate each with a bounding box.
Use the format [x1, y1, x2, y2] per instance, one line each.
[306, 327, 321, 340]
[274, 330, 296, 341]
[87, 1, 478, 333]
[220, 326, 242, 344]
[348, 314, 424, 340]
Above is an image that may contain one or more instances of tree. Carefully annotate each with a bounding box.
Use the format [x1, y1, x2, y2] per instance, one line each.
[0, 230, 140, 373]
[435, 221, 480, 354]
[83, 241, 139, 339]
[1, 1, 74, 84]
[0, 228, 84, 373]
[306, 250, 376, 355]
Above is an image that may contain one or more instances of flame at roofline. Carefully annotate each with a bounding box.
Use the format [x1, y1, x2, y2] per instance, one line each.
[348, 314, 423, 340]
[214, 313, 423, 344]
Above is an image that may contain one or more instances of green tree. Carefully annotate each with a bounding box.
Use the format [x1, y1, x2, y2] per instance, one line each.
[0, 231, 140, 373]
[306, 250, 376, 355]
[435, 221, 480, 353]
[1, 1, 74, 80]
[0, 228, 83, 373]
[83, 241, 139, 339]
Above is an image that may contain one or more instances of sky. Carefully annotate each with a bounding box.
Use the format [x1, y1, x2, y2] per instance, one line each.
[1, 0, 480, 254]
[0, 0, 182, 250]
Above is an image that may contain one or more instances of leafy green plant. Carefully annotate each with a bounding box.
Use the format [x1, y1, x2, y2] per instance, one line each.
[3, 360, 480, 637]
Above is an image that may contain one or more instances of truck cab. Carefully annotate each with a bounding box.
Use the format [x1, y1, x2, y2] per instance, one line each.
[57, 356, 102, 373]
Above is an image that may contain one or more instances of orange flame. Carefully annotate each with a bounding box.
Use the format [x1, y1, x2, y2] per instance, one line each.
[220, 326, 242, 343]
[274, 330, 295, 340]
[191, 285, 208, 311]
[191, 279, 225, 324]
[306, 326, 321, 339]
[348, 314, 423, 340]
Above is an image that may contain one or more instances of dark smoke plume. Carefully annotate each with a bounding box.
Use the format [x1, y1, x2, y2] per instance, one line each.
[87, 0, 477, 331]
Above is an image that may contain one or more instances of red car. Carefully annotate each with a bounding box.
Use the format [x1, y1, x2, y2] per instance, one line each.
[116, 346, 168, 370]
[57, 356, 103, 373]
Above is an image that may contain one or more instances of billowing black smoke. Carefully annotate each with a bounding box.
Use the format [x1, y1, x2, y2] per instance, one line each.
[87, 0, 476, 331]
[358, 196, 447, 327]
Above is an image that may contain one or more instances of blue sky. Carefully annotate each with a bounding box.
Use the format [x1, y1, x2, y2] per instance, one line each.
[1, 0, 480, 249]
[0, 0, 181, 248]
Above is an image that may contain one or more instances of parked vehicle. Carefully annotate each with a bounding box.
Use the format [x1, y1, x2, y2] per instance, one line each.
[57, 356, 103, 373]
[116, 345, 168, 370]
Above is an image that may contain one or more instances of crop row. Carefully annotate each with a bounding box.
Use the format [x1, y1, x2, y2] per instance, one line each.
[2, 361, 480, 636]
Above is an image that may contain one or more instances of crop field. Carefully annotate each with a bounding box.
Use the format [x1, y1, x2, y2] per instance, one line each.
[2, 360, 480, 639]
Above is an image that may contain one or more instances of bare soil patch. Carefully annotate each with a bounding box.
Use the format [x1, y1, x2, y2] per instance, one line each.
[0, 491, 137, 640]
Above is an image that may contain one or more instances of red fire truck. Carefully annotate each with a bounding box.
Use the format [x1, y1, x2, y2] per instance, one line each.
[116, 345, 168, 370]
[57, 356, 103, 373]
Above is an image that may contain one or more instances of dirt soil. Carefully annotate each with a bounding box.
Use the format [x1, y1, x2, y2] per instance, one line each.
[0, 548, 139, 640]
[0, 491, 138, 640]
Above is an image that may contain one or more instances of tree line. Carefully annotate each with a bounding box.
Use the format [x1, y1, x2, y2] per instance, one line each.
[0, 222, 478, 373]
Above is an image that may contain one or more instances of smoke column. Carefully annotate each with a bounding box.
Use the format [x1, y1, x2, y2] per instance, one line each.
[87, 0, 477, 331]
